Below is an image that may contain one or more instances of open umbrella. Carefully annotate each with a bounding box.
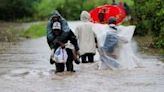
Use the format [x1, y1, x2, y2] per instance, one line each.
[89, 5, 126, 24]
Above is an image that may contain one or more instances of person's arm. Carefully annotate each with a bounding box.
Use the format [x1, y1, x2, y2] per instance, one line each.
[75, 27, 79, 39]
[52, 38, 63, 50]
[92, 24, 98, 48]
[47, 20, 55, 49]
[68, 30, 79, 51]
[95, 35, 98, 48]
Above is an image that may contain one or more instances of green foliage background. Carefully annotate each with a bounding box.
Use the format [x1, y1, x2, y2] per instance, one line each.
[131, 0, 164, 48]
[0, 0, 133, 20]
[34, 0, 133, 20]
[0, 0, 38, 21]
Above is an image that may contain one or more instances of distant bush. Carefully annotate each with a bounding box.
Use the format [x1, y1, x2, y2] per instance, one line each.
[0, 0, 134, 21]
[34, 0, 134, 20]
[0, 0, 39, 21]
[131, 0, 164, 48]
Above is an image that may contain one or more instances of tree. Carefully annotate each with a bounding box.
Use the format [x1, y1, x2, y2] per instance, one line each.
[0, 0, 38, 21]
[131, 0, 164, 48]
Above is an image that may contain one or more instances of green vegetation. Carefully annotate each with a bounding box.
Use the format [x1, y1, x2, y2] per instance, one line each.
[0, 0, 133, 21]
[131, 0, 164, 50]
[22, 22, 47, 38]
[134, 35, 164, 55]
[34, 0, 134, 20]
[0, 0, 39, 21]
[0, 28, 19, 42]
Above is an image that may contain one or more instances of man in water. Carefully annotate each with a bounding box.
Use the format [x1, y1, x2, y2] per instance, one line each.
[75, 11, 97, 63]
[47, 10, 80, 73]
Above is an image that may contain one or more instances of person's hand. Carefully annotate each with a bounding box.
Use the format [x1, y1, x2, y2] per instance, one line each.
[53, 39, 58, 44]
[54, 40, 65, 48]
[61, 43, 65, 49]
[96, 43, 98, 48]
[76, 51, 80, 56]
[51, 49, 55, 57]
[58, 41, 65, 48]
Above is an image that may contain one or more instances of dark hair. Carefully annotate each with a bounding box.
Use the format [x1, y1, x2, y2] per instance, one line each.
[108, 17, 117, 24]
[98, 12, 104, 23]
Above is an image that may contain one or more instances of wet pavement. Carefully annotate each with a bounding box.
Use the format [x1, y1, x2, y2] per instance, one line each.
[0, 22, 164, 92]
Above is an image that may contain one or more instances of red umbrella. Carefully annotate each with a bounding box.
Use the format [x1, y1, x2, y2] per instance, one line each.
[89, 5, 126, 25]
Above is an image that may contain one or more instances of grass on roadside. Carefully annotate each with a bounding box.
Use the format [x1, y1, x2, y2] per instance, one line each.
[134, 35, 164, 62]
[22, 22, 47, 38]
[134, 35, 164, 56]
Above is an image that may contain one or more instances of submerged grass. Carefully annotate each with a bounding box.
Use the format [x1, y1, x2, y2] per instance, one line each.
[0, 22, 23, 42]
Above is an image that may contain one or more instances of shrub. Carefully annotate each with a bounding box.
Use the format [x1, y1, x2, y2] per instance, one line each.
[131, 0, 164, 48]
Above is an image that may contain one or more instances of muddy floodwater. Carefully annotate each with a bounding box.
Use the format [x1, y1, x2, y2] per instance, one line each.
[0, 22, 164, 92]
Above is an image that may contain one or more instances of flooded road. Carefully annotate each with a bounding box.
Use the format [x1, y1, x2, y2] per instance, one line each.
[0, 22, 164, 92]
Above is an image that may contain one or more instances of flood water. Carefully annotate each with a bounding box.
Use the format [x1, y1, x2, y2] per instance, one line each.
[0, 22, 164, 92]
